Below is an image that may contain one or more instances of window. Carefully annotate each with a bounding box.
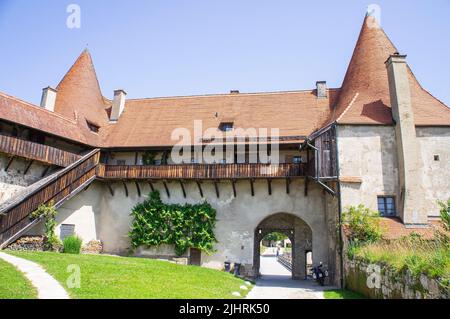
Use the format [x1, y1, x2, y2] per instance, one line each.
[219, 122, 234, 132]
[116, 159, 126, 165]
[293, 156, 302, 164]
[60, 224, 75, 240]
[86, 120, 100, 133]
[377, 196, 396, 216]
[434, 155, 440, 161]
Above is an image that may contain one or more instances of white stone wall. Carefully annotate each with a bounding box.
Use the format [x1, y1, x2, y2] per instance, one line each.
[416, 127, 450, 217]
[336, 125, 399, 213]
[337, 124, 450, 222]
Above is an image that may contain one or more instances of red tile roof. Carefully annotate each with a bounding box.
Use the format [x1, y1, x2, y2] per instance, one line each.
[0, 14, 449, 148]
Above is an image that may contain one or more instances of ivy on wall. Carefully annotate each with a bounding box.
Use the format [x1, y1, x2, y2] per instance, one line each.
[129, 191, 217, 256]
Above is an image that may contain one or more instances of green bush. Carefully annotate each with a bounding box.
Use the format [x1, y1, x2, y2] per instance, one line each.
[129, 191, 217, 256]
[63, 235, 82, 254]
[342, 204, 382, 244]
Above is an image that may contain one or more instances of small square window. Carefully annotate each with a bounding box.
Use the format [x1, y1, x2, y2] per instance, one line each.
[377, 196, 396, 216]
[293, 156, 302, 164]
[434, 155, 440, 161]
[219, 122, 234, 132]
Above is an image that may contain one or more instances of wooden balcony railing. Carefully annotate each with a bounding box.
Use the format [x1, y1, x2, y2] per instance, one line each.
[96, 163, 304, 180]
[0, 134, 81, 167]
[0, 149, 100, 247]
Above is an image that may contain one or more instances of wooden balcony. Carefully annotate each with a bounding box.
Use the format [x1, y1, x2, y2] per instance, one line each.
[0, 134, 81, 167]
[96, 163, 305, 180]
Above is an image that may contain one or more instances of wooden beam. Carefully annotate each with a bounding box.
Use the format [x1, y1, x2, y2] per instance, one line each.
[135, 181, 141, 197]
[231, 179, 237, 197]
[148, 180, 155, 192]
[250, 178, 255, 196]
[122, 181, 129, 197]
[267, 179, 272, 195]
[107, 183, 114, 196]
[286, 178, 291, 194]
[196, 180, 203, 197]
[5, 156, 15, 171]
[134, 152, 139, 165]
[304, 176, 309, 196]
[23, 160, 34, 175]
[162, 180, 170, 197]
[41, 165, 51, 177]
[179, 180, 186, 198]
[213, 180, 220, 198]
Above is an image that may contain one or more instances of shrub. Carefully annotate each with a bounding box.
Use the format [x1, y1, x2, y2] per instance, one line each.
[63, 235, 83, 254]
[342, 204, 382, 244]
[30, 201, 61, 251]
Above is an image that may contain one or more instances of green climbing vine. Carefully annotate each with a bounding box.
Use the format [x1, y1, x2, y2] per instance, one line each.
[129, 191, 217, 256]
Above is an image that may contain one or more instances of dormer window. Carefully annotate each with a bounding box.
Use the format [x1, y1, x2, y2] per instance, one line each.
[86, 120, 100, 133]
[219, 122, 234, 132]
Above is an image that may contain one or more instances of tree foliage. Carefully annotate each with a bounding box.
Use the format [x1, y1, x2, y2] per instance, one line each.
[263, 232, 288, 243]
[31, 200, 61, 251]
[129, 191, 217, 256]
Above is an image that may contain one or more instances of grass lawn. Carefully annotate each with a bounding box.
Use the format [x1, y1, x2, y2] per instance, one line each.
[7, 251, 252, 299]
[324, 289, 365, 299]
[0, 258, 37, 299]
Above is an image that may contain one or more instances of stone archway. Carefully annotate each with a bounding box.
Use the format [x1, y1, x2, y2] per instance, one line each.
[253, 213, 312, 279]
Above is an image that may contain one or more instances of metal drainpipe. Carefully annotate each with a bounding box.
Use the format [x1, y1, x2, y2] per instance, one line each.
[333, 123, 344, 289]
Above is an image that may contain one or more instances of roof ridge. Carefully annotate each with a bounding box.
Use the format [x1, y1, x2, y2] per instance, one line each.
[126, 88, 341, 102]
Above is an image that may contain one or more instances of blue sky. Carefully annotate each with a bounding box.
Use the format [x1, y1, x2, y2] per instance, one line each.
[0, 0, 449, 106]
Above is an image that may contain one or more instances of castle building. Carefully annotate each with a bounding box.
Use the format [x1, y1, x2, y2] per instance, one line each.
[1, 14, 449, 284]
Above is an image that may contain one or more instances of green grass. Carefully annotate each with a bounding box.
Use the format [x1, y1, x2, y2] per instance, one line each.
[353, 237, 450, 281]
[0, 258, 37, 299]
[7, 251, 252, 299]
[324, 289, 365, 299]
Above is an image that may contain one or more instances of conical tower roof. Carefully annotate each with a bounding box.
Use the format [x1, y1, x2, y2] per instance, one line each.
[54, 49, 110, 132]
[330, 14, 450, 125]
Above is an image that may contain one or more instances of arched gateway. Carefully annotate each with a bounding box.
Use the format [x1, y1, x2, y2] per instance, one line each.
[253, 213, 312, 279]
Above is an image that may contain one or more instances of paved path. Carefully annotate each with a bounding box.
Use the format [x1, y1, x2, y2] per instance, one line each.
[246, 256, 334, 299]
[0, 252, 69, 299]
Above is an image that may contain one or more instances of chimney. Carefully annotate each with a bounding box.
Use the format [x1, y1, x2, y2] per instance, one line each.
[110, 89, 127, 121]
[385, 54, 426, 225]
[40, 86, 57, 111]
[316, 81, 327, 98]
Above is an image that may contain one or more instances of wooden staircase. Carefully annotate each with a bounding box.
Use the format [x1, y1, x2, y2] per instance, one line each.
[0, 149, 100, 248]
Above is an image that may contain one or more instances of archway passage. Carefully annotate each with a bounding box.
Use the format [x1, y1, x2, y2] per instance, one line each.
[254, 213, 312, 280]
[258, 231, 292, 278]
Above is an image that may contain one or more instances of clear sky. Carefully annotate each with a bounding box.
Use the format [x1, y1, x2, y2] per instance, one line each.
[0, 0, 449, 106]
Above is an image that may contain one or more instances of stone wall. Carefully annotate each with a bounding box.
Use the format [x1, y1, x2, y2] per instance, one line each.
[0, 154, 48, 203]
[345, 259, 448, 299]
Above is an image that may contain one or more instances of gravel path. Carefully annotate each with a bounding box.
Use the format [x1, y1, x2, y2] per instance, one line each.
[246, 256, 334, 299]
[0, 252, 69, 299]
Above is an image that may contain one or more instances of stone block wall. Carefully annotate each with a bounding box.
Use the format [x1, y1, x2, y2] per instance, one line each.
[345, 259, 448, 299]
